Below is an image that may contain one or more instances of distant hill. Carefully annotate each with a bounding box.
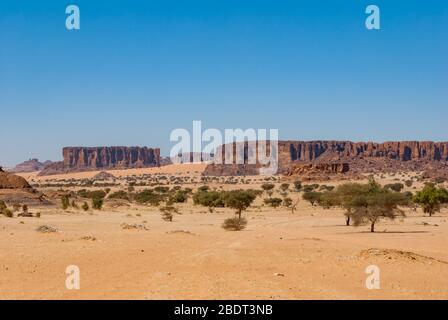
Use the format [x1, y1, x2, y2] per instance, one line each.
[11, 159, 53, 173]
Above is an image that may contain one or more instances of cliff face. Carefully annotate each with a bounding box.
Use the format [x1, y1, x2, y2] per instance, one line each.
[62, 147, 160, 169]
[283, 141, 448, 163]
[39, 146, 160, 176]
[204, 141, 448, 176]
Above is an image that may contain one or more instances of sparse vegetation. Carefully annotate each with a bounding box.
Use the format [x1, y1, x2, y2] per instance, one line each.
[160, 205, 178, 222]
[61, 195, 70, 210]
[222, 217, 247, 231]
[92, 197, 103, 210]
[413, 184, 448, 217]
[264, 197, 282, 208]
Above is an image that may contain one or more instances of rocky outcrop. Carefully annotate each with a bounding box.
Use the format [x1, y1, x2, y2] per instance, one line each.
[286, 163, 350, 176]
[39, 146, 160, 176]
[11, 159, 53, 173]
[93, 171, 116, 180]
[0, 167, 32, 189]
[283, 141, 448, 163]
[203, 140, 448, 176]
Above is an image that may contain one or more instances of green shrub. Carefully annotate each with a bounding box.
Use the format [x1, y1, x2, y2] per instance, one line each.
[293, 180, 302, 192]
[92, 197, 103, 210]
[134, 189, 166, 206]
[160, 205, 178, 222]
[222, 217, 247, 231]
[3, 209, 13, 218]
[384, 183, 404, 192]
[264, 197, 283, 208]
[108, 190, 130, 201]
[61, 195, 70, 210]
[302, 191, 322, 206]
[82, 202, 89, 211]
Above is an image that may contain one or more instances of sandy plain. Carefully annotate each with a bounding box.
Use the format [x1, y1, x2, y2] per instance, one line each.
[1, 167, 447, 300]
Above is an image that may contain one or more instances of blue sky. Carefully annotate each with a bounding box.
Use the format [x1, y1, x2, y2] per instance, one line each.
[0, 0, 447, 166]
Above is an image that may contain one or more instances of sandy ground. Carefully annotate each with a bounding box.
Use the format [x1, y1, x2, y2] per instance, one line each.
[17, 163, 208, 181]
[1, 198, 447, 300]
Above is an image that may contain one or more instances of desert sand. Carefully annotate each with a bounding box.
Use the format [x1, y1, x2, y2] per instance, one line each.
[1, 169, 447, 300]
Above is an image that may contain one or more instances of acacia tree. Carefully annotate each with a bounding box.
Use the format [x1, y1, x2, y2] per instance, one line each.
[317, 178, 410, 231]
[223, 190, 256, 220]
[413, 184, 448, 217]
[319, 182, 371, 226]
[349, 190, 409, 232]
[302, 191, 322, 206]
[221, 190, 257, 231]
[261, 183, 275, 197]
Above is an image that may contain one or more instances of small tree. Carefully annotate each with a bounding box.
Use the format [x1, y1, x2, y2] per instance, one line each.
[413, 184, 448, 217]
[349, 191, 409, 232]
[261, 183, 275, 195]
[160, 205, 178, 222]
[223, 190, 256, 220]
[302, 191, 322, 206]
[22, 204, 28, 213]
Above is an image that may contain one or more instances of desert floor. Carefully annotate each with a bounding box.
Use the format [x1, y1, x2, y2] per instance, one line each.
[1, 196, 448, 300]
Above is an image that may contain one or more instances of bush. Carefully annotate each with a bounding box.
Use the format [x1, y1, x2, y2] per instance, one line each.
[92, 197, 103, 210]
[0, 200, 6, 211]
[134, 189, 166, 206]
[222, 217, 247, 231]
[2, 209, 13, 218]
[193, 190, 225, 208]
[108, 190, 130, 201]
[61, 195, 70, 210]
[264, 197, 283, 208]
[82, 202, 89, 211]
[384, 183, 404, 192]
[283, 197, 293, 207]
[293, 180, 302, 192]
[168, 190, 189, 203]
[154, 186, 169, 193]
[405, 180, 413, 187]
[261, 183, 275, 192]
[160, 205, 178, 222]
[77, 189, 107, 199]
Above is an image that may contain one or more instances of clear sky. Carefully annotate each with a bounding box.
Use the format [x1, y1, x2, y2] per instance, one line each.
[1, 0, 447, 167]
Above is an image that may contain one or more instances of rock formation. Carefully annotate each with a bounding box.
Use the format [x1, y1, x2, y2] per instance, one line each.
[203, 140, 448, 176]
[11, 159, 53, 173]
[39, 146, 160, 176]
[0, 167, 32, 189]
[93, 171, 116, 180]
